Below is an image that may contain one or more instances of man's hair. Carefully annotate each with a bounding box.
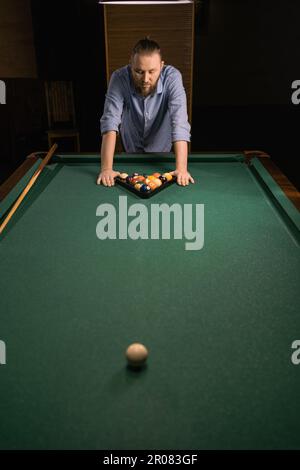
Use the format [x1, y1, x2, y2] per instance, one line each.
[132, 37, 162, 58]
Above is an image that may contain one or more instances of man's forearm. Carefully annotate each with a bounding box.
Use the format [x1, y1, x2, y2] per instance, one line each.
[101, 131, 117, 170]
[173, 140, 188, 170]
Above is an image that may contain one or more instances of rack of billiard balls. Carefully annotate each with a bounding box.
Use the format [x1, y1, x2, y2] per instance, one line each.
[115, 172, 175, 198]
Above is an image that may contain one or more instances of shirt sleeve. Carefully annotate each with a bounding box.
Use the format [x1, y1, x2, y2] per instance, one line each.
[100, 71, 124, 135]
[167, 69, 191, 143]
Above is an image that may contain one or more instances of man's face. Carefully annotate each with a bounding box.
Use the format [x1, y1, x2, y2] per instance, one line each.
[131, 52, 164, 97]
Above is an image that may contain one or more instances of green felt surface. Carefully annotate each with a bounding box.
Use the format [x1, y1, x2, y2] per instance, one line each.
[0, 154, 299, 449]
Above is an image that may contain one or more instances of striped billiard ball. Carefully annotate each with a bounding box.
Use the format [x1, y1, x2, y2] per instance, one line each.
[136, 175, 145, 183]
[147, 181, 157, 191]
[140, 184, 151, 193]
[163, 173, 173, 182]
[159, 175, 167, 183]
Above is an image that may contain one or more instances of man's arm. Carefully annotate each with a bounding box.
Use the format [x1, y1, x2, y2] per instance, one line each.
[172, 140, 194, 186]
[168, 70, 194, 186]
[97, 72, 124, 186]
[174, 140, 188, 168]
[97, 131, 119, 186]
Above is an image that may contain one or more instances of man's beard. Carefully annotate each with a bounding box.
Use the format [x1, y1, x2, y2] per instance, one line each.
[133, 80, 157, 97]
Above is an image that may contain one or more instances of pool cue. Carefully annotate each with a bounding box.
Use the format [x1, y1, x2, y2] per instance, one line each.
[0, 144, 58, 235]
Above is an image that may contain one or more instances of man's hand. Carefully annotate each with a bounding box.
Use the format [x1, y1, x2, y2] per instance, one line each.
[170, 169, 194, 186]
[96, 169, 120, 187]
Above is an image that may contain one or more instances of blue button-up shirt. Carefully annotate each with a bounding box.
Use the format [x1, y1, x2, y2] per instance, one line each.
[100, 65, 191, 152]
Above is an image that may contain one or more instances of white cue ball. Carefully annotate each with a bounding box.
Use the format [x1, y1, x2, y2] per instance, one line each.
[126, 343, 148, 367]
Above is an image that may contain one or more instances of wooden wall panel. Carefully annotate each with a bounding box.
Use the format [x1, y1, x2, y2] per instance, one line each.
[0, 0, 37, 78]
[103, 3, 194, 122]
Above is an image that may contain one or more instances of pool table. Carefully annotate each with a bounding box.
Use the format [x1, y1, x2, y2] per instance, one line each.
[0, 151, 300, 450]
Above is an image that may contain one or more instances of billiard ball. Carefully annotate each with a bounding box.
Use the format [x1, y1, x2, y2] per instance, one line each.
[153, 178, 162, 187]
[120, 173, 128, 179]
[159, 175, 167, 183]
[134, 183, 142, 191]
[132, 172, 139, 177]
[136, 175, 145, 183]
[126, 343, 148, 367]
[153, 172, 161, 178]
[132, 175, 145, 184]
[163, 172, 173, 182]
[147, 181, 157, 191]
[132, 176, 141, 184]
[126, 176, 133, 184]
[140, 184, 151, 192]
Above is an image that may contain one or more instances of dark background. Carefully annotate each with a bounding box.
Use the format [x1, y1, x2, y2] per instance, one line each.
[0, 0, 299, 189]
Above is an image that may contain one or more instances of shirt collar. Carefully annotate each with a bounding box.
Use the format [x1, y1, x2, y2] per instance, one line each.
[156, 75, 163, 94]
